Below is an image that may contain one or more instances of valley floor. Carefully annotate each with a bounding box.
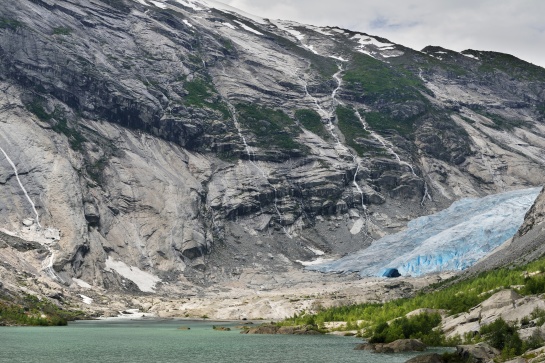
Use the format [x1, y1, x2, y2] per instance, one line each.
[75, 268, 454, 321]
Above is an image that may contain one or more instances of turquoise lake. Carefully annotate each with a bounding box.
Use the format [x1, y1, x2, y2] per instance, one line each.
[0, 319, 445, 362]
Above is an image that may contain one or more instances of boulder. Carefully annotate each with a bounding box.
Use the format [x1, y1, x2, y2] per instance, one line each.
[456, 343, 499, 363]
[480, 289, 521, 312]
[355, 339, 426, 353]
[241, 324, 321, 335]
[388, 339, 427, 352]
[405, 353, 444, 363]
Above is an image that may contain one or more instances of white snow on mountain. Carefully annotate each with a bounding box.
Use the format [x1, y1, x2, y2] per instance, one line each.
[309, 187, 542, 277]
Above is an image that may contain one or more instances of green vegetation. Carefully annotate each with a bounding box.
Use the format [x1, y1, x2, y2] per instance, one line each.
[236, 103, 304, 151]
[0, 17, 23, 30]
[86, 156, 108, 185]
[184, 79, 230, 119]
[280, 255, 545, 347]
[369, 313, 443, 346]
[26, 101, 52, 121]
[479, 318, 524, 359]
[464, 50, 545, 82]
[52, 117, 86, 151]
[26, 102, 86, 151]
[365, 111, 415, 136]
[0, 294, 85, 326]
[335, 105, 369, 156]
[52, 27, 72, 36]
[294, 109, 329, 139]
[474, 110, 525, 131]
[537, 103, 545, 119]
[343, 53, 427, 104]
[469, 318, 543, 360]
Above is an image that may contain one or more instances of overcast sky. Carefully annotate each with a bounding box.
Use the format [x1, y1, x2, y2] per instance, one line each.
[225, 0, 545, 68]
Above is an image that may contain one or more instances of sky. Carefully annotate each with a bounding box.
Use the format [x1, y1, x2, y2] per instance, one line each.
[224, 0, 545, 68]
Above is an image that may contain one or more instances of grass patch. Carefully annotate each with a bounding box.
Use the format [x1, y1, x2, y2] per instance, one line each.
[236, 103, 303, 151]
[475, 110, 525, 131]
[0, 294, 85, 326]
[26, 102, 86, 151]
[336, 105, 369, 156]
[184, 79, 230, 119]
[343, 53, 427, 104]
[86, 156, 108, 185]
[52, 27, 72, 36]
[26, 101, 52, 121]
[464, 50, 545, 82]
[364, 111, 415, 136]
[0, 17, 23, 30]
[295, 109, 329, 139]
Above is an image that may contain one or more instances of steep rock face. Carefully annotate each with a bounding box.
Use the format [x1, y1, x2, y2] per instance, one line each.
[0, 0, 544, 292]
[519, 187, 545, 237]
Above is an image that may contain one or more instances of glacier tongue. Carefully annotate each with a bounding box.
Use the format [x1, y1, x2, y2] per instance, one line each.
[309, 187, 542, 277]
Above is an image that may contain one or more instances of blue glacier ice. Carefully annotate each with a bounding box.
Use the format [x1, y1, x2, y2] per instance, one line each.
[309, 187, 542, 277]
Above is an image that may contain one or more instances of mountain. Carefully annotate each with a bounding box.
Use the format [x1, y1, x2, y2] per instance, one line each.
[1, 0, 545, 306]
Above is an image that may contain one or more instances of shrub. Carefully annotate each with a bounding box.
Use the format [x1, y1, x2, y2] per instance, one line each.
[295, 109, 329, 139]
[236, 103, 304, 151]
[368, 313, 443, 346]
[52, 27, 72, 36]
[479, 318, 523, 359]
[336, 105, 369, 156]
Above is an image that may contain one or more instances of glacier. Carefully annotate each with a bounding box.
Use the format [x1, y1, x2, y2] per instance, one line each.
[309, 187, 542, 277]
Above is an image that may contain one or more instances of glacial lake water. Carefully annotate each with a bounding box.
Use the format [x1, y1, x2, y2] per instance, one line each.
[0, 319, 446, 363]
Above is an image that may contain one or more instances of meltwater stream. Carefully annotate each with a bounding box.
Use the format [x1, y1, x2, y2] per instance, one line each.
[0, 320, 448, 363]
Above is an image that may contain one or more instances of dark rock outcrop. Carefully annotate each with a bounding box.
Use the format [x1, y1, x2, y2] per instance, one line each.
[456, 343, 499, 363]
[355, 339, 426, 353]
[405, 354, 444, 363]
[240, 324, 322, 335]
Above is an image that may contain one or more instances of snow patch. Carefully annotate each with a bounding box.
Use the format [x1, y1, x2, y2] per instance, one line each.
[99, 309, 156, 320]
[196, 0, 266, 24]
[182, 19, 194, 28]
[105, 257, 161, 292]
[296, 257, 335, 266]
[310, 188, 541, 277]
[306, 246, 325, 256]
[463, 53, 479, 60]
[329, 55, 348, 62]
[80, 294, 93, 305]
[304, 44, 319, 55]
[352, 34, 394, 48]
[357, 49, 378, 59]
[73, 278, 92, 289]
[233, 20, 263, 35]
[174, 0, 204, 10]
[149, 0, 167, 9]
[271, 20, 304, 40]
[350, 218, 365, 235]
[222, 22, 237, 30]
